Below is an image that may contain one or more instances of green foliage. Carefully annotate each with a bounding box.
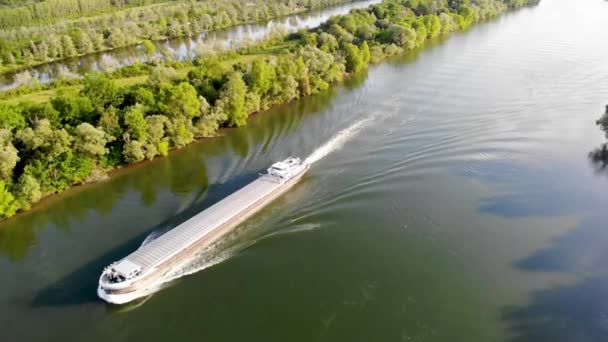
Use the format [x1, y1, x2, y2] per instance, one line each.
[158, 82, 200, 119]
[343, 43, 365, 73]
[81, 72, 123, 113]
[0, 129, 18, 181]
[148, 66, 178, 89]
[122, 139, 145, 163]
[143, 114, 168, 159]
[218, 72, 248, 127]
[73, 123, 111, 157]
[248, 59, 276, 96]
[51, 91, 94, 126]
[14, 174, 41, 210]
[0, 180, 18, 220]
[20, 102, 60, 127]
[423, 14, 442, 38]
[0, 103, 26, 130]
[123, 104, 148, 141]
[166, 117, 194, 147]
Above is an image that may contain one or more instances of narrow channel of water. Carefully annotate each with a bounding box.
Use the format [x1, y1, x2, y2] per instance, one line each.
[0, 0, 381, 90]
[1, 0, 608, 341]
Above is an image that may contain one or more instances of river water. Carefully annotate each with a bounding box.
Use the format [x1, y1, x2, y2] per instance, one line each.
[0, 0, 381, 90]
[2, 0, 608, 341]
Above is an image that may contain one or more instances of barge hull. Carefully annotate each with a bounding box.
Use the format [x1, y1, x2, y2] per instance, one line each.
[100, 168, 307, 297]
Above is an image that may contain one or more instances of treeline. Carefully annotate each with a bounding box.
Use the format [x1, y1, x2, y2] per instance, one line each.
[0, 0, 41, 7]
[0, 0, 538, 220]
[0, 0, 170, 27]
[0, 0, 357, 72]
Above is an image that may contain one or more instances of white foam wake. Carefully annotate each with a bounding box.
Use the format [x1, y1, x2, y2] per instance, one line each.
[305, 118, 372, 165]
[105, 118, 373, 305]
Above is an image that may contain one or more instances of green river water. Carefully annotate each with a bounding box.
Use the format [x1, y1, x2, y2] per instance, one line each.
[2, 0, 608, 341]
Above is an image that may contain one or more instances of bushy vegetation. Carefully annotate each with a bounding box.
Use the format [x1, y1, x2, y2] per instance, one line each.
[0, 0, 538, 221]
[0, 0, 359, 73]
[591, 105, 608, 167]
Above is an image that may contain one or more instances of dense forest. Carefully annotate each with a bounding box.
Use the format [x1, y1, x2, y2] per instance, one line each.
[0, 0, 169, 24]
[0, 0, 360, 73]
[0, 0, 538, 220]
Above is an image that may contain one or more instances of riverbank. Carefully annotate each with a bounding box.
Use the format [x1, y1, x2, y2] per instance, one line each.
[0, 0, 539, 221]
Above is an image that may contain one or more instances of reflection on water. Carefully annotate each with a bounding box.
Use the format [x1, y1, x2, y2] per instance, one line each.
[0, 0, 381, 90]
[0, 74, 344, 260]
[502, 215, 608, 342]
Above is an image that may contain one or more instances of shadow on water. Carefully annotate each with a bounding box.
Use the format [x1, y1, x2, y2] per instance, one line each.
[28, 170, 259, 309]
[466, 160, 605, 218]
[7, 74, 364, 308]
[501, 215, 608, 342]
[0, 77, 350, 262]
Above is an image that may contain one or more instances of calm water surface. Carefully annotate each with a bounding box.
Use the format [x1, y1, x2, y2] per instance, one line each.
[2, 0, 608, 341]
[0, 0, 381, 90]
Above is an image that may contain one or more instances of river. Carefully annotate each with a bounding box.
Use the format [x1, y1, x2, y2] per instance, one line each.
[1, 0, 608, 341]
[0, 0, 381, 90]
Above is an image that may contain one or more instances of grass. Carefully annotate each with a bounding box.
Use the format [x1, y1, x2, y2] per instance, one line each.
[0, 41, 295, 105]
[1, 75, 150, 104]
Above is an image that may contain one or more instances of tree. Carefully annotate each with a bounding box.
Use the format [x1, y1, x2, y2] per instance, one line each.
[14, 174, 41, 210]
[122, 139, 145, 163]
[108, 28, 126, 48]
[51, 92, 94, 126]
[143, 114, 168, 159]
[0, 129, 18, 182]
[0, 180, 18, 220]
[360, 41, 371, 65]
[299, 46, 344, 93]
[383, 24, 417, 50]
[123, 104, 148, 141]
[148, 65, 177, 89]
[248, 59, 276, 96]
[81, 72, 124, 112]
[15, 119, 91, 194]
[77, 31, 95, 54]
[158, 82, 201, 119]
[16, 119, 72, 160]
[343, 43, 364, 73]
[166, 117, 194, 148]
[317, 32, 339, 52]
[424, 14, 442, 38]
[20, 102, 61, 127]
[216, 72, 247, 127]
[73, 123, 111, 157]
[61, 35, 77, 57]
[97, 107, 122, 140]
[36, 41, 49, 61]
[0, 104, 26, 130]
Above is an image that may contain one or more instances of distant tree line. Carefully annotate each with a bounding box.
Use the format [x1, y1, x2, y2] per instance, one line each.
[0, 0, 539, 220]
[0, 0, 359, 72]
[0, 0, 169, 27]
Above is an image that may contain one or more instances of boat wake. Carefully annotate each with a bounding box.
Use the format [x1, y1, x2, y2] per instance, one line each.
[305, 118, 373, 165]
[104, 118, 373, 306]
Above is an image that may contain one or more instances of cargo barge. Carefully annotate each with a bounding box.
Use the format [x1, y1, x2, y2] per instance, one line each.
[98, 157, 309, 304]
